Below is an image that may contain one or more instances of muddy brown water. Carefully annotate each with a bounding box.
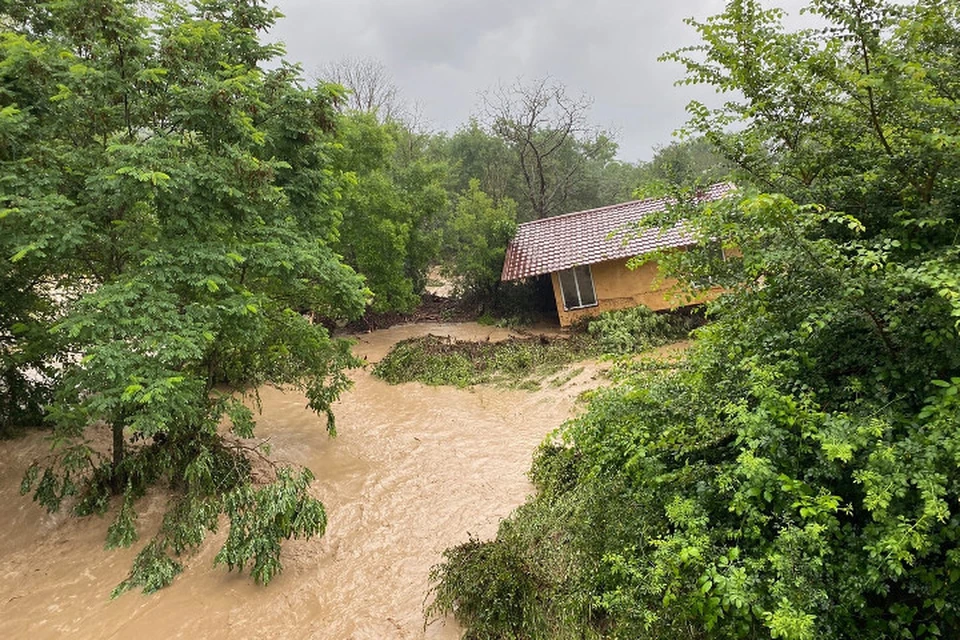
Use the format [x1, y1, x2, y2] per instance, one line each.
[0, 323, 636, 640]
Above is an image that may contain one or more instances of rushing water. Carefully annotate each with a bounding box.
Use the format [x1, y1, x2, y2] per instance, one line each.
[0, 323, 611, 639]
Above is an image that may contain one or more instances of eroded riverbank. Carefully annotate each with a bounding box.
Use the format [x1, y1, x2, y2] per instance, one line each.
[0, 323, 606, 639]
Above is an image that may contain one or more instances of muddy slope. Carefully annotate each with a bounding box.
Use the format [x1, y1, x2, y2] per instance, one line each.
[0, 323, 607, 640]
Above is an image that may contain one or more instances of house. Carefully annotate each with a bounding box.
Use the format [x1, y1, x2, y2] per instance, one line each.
[500, 183, 732, 327]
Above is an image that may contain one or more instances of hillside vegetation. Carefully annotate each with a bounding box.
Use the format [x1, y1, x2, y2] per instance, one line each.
[428, 1, 960, 638]
[0, 0, 725, 594]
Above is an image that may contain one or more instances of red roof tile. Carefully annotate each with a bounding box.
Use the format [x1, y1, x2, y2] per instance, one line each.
[501, 183, 733, 281]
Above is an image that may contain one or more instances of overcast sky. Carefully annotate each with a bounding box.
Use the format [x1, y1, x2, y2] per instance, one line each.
[268, 0, 808, 162]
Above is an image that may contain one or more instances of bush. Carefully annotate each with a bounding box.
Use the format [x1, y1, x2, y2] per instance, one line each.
[428, 0, 960, 630]
[372, 337, 476, 387]
[585, 306, 699, 355]
[427, 442, 639, 639]
[444, 180, 518, 304]
[427, 535, 540, 640]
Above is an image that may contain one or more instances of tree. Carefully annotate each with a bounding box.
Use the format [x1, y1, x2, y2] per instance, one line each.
[3, 0, 368, 594]
[443, 180, 517, 302]
[590, 137, 734, 207]
[481, 77, 614, 220]
[637, 137, 733, 193]
[319, 56, 405, 123]
[441, 119, 517, 205]
[332, 112, 447, 313]
[430, 1, 960, 638]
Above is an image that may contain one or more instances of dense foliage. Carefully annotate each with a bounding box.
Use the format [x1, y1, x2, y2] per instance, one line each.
[317, 68, 732, 316]
[2, 0, 368, 593]
[429, 0, 960, 638]
[442, 179, 518, 302]
[331, 112, 447, 313]
[1, 0, 701, 592]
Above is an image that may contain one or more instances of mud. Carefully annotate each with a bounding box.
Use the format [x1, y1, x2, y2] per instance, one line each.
[0, 322, 610, 640]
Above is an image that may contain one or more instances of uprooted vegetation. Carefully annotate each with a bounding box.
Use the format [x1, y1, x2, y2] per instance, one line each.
[371, 306, 698, 389]
[372, 334, 597, 389]
[584, 305, 703, 355]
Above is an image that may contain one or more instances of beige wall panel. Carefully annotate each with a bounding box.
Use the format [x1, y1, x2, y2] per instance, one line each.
[550, 257, 715, 327]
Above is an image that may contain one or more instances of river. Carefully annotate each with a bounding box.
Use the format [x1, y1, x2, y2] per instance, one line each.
[0, 322, 615, 639]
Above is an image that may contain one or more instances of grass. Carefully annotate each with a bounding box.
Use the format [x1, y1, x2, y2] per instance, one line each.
[548, 366, 584, 388]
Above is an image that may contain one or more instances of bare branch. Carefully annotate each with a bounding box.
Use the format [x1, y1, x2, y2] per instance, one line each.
[479, 76, 602, 219]
[317, 57, 405, 123]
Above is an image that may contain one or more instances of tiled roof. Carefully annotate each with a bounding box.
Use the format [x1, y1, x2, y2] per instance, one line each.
[501, 183, 733, 281]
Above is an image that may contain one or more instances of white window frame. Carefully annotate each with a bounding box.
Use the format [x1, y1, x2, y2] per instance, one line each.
[558, 265, 598, 311]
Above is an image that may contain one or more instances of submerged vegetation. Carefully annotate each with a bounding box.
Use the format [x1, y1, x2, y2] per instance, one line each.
[0, 0, 716, 596]
[373, 334, 597, 389]
[585, 306, 701, 355]
[3, 0, 959, 636]
[373, 306, 696, 389]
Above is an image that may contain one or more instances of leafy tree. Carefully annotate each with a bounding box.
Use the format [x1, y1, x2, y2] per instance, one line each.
[593, 158, 650, 206]
[554, 131, 622, 214]
[440, 119, 517, 205]
[442, 116, 637, 220]
[637, 137, 733, 193]
[430, 1, 960, 638]
[331, 112, 447, 312]
[2, 0, 369, 593]
[443, 180, 517, 302]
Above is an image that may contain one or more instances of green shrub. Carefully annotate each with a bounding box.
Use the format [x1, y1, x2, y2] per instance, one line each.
[476, 313, 497, 326]
[427, 1, 960, 628]
[371, 337, 476, 387]
[586, 306, 698, 355]
[528, 442, 579, 497]
[427, 535, 540, 640]
[427, 444, 630, 639]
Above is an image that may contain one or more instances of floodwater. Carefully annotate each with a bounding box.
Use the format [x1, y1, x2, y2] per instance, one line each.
[0, 323, 617, 640]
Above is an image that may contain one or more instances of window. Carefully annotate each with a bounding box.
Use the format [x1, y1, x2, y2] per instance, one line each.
[558, 265, 597, 310]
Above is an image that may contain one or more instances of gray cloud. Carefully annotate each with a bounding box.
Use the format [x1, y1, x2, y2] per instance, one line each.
[269, 0, 809, 161]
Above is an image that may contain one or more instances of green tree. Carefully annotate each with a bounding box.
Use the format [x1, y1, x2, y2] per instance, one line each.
[430, 1, 960, 638]
[554, 131, 622, 214]
[440, 119, 517, 205]
[443, 180, 517, 303]
[594, 158, 650, 206]
[636, 137, 733, 193]
[331, 112, 447, 313]
[2, 0, 369, 594]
